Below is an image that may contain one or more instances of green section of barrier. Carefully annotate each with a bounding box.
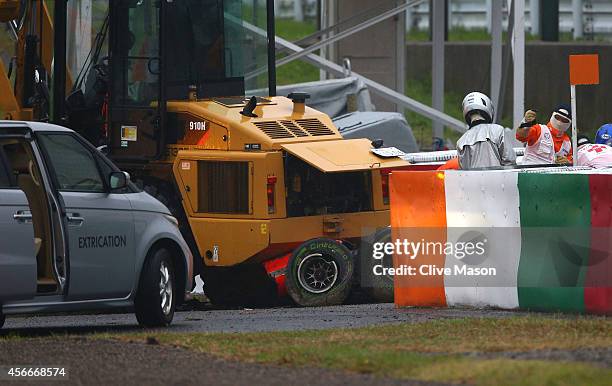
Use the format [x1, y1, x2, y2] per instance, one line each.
[517, 174, 591, 313]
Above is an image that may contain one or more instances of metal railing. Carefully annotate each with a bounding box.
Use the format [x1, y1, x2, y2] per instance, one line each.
[230, 1, 467, 133]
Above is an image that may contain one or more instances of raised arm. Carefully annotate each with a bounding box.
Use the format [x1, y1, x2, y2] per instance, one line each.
[516, 110, 538, 144]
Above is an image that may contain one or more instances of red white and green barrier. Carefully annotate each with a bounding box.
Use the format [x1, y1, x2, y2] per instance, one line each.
[390, 168, 612, 315]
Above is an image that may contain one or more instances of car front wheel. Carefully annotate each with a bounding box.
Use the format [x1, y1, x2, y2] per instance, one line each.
[0, 311, 5, 329]
[135, 248, 176, 327]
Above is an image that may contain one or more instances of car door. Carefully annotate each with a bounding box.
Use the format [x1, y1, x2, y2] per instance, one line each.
[0, 145, 36, 302]
[36, 132, 136, 300]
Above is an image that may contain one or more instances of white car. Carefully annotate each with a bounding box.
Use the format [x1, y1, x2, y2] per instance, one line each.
[0, 121, 192, 328]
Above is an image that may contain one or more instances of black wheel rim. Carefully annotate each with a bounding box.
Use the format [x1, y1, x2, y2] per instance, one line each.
[297, 253, 339, 294]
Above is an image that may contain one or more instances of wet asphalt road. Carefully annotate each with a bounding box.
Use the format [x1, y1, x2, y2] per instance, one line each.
[0, 304, 606, 386]
[0, 338, 450, 386]
[1, 303, 531, 336]
[1, 303, 507, 386]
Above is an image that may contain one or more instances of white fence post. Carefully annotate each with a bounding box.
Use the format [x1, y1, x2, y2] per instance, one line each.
[491, 0, 502, 113]
[572, 0, 584, 39]
[432, 0, 446, 142]
[294, 0, 304, 22]
[513, 0, 525, 130]
[530, 0, 540, 36]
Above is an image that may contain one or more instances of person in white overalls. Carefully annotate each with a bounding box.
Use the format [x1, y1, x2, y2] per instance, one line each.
[576, 135, 612, 169]
[516, 105, 573, 165]
[456, 92, 516, 169]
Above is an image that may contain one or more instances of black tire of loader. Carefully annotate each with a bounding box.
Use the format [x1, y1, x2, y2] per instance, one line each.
[363, 227, 394, 303]
[286, 238, 354, 307]
[201, 264, 278, 308]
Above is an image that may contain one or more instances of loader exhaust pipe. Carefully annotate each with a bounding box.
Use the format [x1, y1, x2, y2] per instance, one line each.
[266, 0, 276, 97]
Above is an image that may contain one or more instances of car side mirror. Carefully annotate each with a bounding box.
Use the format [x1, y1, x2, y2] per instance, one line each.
[109, 171, 130, 190]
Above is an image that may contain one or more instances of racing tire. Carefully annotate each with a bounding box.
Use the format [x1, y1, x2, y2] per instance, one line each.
[135, 248, 176, 327]
[286, 238, 354, 307]
[362, 227, 394, 303]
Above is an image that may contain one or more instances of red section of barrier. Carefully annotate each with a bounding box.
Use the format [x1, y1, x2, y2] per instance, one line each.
[586, 175, 612, 315]
[390, 171, 447, 307]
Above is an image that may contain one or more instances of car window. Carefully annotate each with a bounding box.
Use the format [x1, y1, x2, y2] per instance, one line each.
[38, 134, 105, 192]
[94, 150, 139, 193]
[95, 152, 113, 180]
[0, 146, 14, 188]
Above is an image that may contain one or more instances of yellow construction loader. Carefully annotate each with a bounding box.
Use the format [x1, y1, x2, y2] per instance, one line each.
[0, 0, 411, 306]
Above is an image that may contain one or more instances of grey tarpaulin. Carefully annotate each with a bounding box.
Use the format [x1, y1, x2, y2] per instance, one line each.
[250, 77, 418, 152]
[249, 77, 374, 118]
[333, 111, 419, 153]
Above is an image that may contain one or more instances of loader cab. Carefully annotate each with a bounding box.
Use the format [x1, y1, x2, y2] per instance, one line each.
[107, 0, 274, 160]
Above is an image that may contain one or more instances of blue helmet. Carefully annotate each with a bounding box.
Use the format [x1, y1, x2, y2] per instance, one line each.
[595, 124, 612, 146]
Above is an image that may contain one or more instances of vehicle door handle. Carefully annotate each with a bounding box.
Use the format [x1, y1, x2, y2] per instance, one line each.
[67, 213, 85, 227]
[13, 210, 33, 223]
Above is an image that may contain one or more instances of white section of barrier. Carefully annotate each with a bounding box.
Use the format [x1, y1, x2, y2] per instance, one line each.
[444, 171, 521, 309]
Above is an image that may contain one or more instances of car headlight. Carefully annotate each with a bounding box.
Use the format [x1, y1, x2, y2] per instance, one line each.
[164, 214, 179, 227]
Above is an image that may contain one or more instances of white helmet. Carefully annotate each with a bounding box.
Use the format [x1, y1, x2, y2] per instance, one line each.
[462, 92, 494, 124]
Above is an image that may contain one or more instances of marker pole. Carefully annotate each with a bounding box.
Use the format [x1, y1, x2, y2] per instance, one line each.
[570, 84, 578, 165]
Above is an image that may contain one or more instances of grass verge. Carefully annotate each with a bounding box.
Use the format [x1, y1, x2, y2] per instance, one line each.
[404, 74, 467, 149]
[407, 27, 610, 43]
[105, 316, 612, 386]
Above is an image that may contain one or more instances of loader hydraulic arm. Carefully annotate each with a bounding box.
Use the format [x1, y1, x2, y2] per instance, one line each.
[0, 0, 72, 121]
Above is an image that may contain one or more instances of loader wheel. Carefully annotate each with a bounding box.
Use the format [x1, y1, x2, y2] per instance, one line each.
[135, 248, 176, 327]
[362, 227, 394, 303]
[286, 238, 354, 307]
